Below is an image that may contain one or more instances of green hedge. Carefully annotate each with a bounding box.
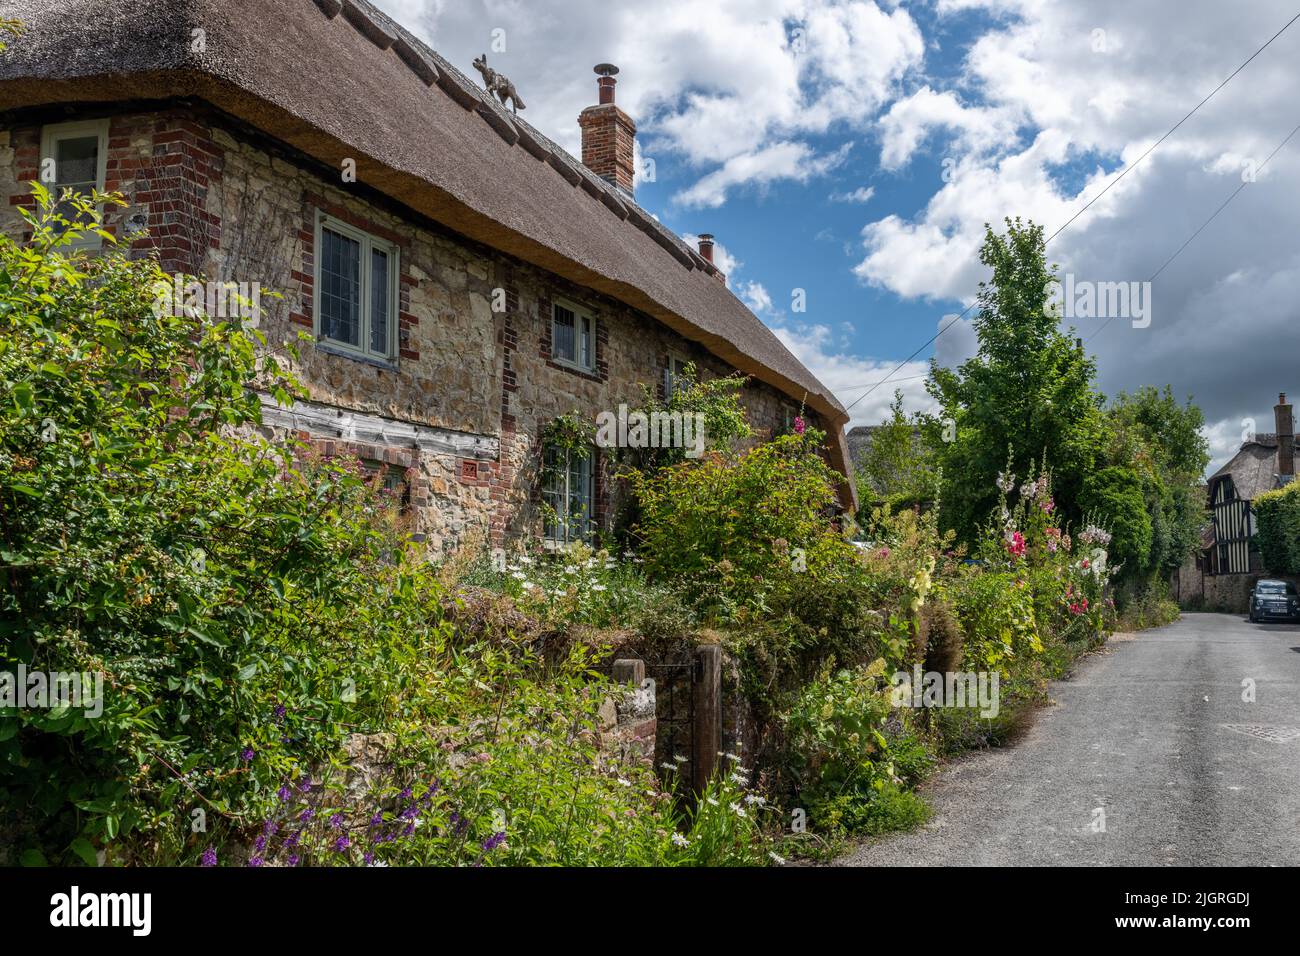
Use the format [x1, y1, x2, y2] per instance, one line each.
[1254, 480, 1300, 574]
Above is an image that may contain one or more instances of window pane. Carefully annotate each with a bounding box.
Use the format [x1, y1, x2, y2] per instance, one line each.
[370, 247, 390, 355]
[55, 135, 98, 191]
[552, 305, 576, 362]
[320, 227, 361, 347]
[579, 316, 592, 369]
[567, 454, 592, 539]
[543, 446, 564, 541]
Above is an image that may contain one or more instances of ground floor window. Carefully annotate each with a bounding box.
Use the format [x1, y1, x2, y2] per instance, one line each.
[542, 446, 594, 544]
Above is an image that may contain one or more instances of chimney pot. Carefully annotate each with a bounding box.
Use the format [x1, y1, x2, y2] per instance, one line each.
[696, 234, 726, 285]
[594, 63, 619, 104]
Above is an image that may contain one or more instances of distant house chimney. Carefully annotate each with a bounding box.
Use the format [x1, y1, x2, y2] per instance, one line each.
[578, 64, 636, 196]
[697, 234, 726, 285]
[1276, 392, 1294, 476]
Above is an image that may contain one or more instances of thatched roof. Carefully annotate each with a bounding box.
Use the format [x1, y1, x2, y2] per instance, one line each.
[0, 0, 856, 507]
[1209, 435, 1297, 502]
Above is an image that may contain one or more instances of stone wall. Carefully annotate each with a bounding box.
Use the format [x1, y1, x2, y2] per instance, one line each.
[1171, 558, 1300, 614]
[2, 104, 823, 556]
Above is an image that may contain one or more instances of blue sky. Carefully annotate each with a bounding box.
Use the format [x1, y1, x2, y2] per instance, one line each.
[376, 0, 1300, 472]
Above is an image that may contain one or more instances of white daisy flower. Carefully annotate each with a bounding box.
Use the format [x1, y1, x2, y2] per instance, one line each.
[671, 833, 690, 847]
[767, 851, 786, 866]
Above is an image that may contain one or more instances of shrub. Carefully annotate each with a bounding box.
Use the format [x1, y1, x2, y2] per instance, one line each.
[629, 430, 846, 618]
[0, 187, 463, 862]
[1254, 480, 1300, 575]
[780, 660, 930, 836]
[1080, 466, 1152, 576]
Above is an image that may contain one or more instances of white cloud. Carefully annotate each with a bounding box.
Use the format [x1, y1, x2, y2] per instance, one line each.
[674, 141, 851, 208]
[830, 185, 875, 203]
[737, 280, 776, 316]
[771, 322, 936, 428]
[373, 0, 924, 207]
[877, 86, 1018, 170]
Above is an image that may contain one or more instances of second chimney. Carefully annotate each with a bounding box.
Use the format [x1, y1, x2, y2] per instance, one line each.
[578, 64, 636, 196]
[697, 234, 726, 285]
[1276, 392, 1294, 477]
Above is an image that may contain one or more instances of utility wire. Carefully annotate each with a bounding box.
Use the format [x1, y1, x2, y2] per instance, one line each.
[839, 10, 1300, 414]
[1085, 117, 1300, 343]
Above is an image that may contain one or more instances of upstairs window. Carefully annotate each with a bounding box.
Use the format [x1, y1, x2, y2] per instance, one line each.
[39, 119, 109, 247]
[552, 300, 595, 372]
[314, 211, 398, 362]
[542, 446, 594, 544]
[665, 352, 693, 397]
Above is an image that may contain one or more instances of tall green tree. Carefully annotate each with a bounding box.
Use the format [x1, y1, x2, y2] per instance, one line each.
[927, 218, 1107, 542]
[1101, 386, 1209, 583]
[854, 390, 939, 517]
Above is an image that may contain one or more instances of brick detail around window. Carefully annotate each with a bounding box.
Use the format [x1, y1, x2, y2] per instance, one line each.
[298, 436, 428, 522]
[292, 192, 417, 358]
[11, 111, 222, 274]
[536, 292, 608, 383]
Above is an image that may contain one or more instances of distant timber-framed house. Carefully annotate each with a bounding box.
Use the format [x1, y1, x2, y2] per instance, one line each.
[1205, 392, 1296, 575]
[0, 0, 857, 554]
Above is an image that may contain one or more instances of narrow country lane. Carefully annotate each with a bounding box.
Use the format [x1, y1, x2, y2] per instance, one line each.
[835, 613, 1300, 866]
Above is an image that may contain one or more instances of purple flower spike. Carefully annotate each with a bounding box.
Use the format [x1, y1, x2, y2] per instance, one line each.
[334, 835, 351, 852]
[200, 847, 217, 867]
[241, 747, 255, 762]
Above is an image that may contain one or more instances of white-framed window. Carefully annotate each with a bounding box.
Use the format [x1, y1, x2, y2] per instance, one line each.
[551, 299, 596, 372]
[665, 351, 693, 397]
[542, 445, 594, 544]
[313, 211, 399, 362]
[39, 119, 110, 247]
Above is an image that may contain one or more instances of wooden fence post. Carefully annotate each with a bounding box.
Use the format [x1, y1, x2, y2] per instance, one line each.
[692, 644, 722, 794]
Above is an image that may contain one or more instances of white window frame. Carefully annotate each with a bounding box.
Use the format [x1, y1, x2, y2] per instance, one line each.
[665, 350, 693, 397]
[542, 445, 595, 546]
[551, 297, 597, 373]
[313, 210, 400, 363]
[39, 118, 110, 250]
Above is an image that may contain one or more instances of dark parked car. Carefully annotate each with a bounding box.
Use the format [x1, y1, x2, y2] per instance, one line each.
[1248, 579, 1300, 623]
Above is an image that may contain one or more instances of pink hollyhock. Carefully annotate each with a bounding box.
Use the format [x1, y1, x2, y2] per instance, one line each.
[793, 415, 806, 435]
[1042, 497, 1055, 514]
[1005, 531, 1026, 559]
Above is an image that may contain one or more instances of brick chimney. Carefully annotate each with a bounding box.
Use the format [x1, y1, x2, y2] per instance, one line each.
[1276, 392, 1294, 476]
[578, 64, 636, 196]
[697, 234, 726, 285]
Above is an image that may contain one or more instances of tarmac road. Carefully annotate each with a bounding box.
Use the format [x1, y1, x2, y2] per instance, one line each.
[835, 613, 1300, 866]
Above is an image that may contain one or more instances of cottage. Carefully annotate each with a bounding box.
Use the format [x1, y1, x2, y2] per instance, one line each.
[0, 0, 856, 554]
[1205, 392, 1296, 576]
